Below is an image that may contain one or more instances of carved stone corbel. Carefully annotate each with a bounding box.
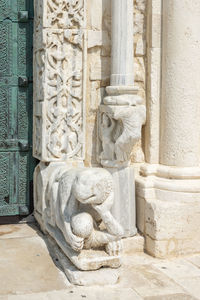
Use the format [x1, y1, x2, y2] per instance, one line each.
[99, 104, 146, 168]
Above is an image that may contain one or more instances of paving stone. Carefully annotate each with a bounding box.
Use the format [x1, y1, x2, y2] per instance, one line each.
[0, 224, 39, 240]
[153, 259, 200, 279]
[0, 224, 199, 300]
[122, 253, 162, 266]
[153, 260, 200, 299]
[0, 288, 143, 300]
[177, 277, 200, 300]
[144, 293, 198, 300]
[118, 264, 184, 298]
[0, 236, 68, 296]
[186, 255, 200, 269]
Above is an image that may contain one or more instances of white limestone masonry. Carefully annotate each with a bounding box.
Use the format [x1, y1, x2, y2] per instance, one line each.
[136, 0, 200, 258]
[32, 0, 200, 286]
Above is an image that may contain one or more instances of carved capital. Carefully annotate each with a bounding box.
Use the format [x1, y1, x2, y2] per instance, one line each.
[98, 104, 146, 167]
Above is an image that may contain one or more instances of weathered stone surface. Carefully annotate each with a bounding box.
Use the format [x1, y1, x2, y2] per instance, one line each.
[122, 235, 144, 255]
[0, 236, 68, 296]
[35, 164, 123, 278]
[0, 224, 38, 240]
[48, 236, 120, 285]
[85, 0, 146, 167]
[98, 105, 146, 167]
[0, 288, 143, 300]
[119, 264, 184, 298]
[106, 166, 137, 237]
[33, 1, 87, 162]
[144, 294, 197, 300]
[1, 224, 200, 299]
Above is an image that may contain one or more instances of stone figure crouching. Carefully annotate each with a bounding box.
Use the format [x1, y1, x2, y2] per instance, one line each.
[44, 167, 124, 270]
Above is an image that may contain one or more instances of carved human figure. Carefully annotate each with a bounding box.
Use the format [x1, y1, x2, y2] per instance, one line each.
[46, 168, 124, 256]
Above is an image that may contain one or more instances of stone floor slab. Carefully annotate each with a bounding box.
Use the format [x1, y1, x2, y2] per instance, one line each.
[186, 255, 200, 269]
[0, 287, 143, 300]
[153, 259, 200, 279]
[118, 262, 184, 297]
[144, 294, 198, 300]
[0, 224, 200, 300]
[0, 235, 69, 296]
[176, 277, 200, 300]
[0, 224, 39, 240]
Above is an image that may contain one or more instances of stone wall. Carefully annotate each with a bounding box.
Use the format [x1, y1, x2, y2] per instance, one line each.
[85, 0, 146, 166]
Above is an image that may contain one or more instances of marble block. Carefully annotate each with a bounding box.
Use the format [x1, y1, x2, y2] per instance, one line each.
[106, 166, 137, 237]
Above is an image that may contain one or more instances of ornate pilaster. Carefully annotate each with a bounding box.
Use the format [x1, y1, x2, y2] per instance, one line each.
[98, 0, 146, 237]
[33, 0, 86, 162]
[137, 0, 200, 257]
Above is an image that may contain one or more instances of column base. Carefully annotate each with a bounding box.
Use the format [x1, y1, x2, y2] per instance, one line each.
[136, 164, 200, 258]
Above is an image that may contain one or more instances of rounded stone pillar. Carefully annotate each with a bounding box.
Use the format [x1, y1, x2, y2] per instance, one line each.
[111, 0, 134, 86]
[160, 0, 200, 167]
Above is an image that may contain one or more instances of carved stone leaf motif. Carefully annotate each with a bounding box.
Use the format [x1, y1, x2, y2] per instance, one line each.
[34, 0, 84, 30]
[45, 30, 84, 160]
[33, 29, 84, 161]
[33, 0, 86, 162]
[46, 0, 84, 29]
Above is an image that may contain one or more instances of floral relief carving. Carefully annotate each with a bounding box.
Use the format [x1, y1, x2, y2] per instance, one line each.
[33, 29, 85, 161]
[45, 30, 84, 160]
[33, 0, 86, 162]
[46, 0, 84, 29]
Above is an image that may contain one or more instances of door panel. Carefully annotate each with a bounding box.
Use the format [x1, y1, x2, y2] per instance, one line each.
[0, 0, 35, 216]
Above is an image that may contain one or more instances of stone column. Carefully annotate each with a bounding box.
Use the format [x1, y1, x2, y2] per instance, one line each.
[160, 0, 200, 167]
[137, 0, 200, 257]
[110, 0, 134, 86]
[98, 0, 146, 237]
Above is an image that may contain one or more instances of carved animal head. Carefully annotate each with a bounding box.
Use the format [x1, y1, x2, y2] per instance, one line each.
[73, 168, 113, 205]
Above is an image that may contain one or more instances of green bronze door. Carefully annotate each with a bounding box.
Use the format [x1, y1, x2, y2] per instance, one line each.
[0, 0, 35, 216]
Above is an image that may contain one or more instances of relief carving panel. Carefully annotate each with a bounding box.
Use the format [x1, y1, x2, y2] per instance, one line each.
[34, 0, 84, 31]
[33, 1, 86, 162]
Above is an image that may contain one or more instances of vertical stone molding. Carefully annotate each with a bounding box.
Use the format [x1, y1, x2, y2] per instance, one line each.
[98, 0, 146, 237]
[136, 0, 200, 257]
[33, 0, 86, 162]
[144, 0, 162, 164]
